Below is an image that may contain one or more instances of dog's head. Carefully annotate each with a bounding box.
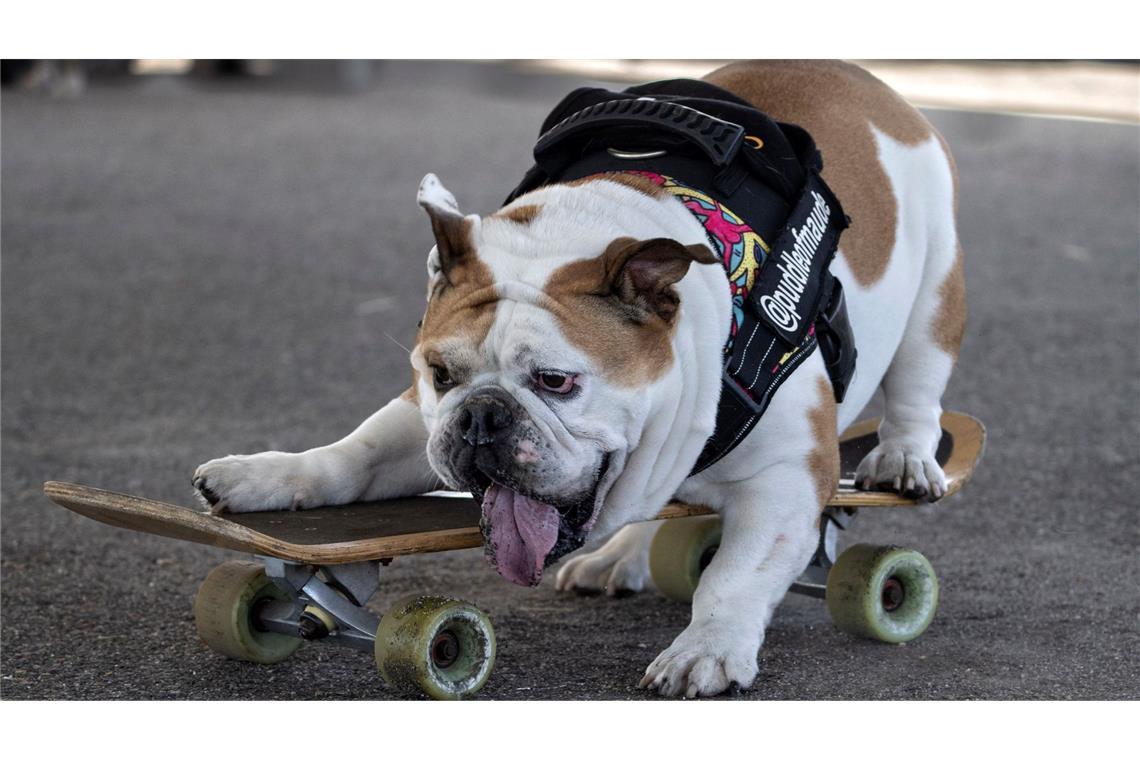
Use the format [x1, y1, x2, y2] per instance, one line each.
[409, 174, 717, 586]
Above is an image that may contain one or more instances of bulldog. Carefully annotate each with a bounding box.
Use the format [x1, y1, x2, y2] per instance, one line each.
[192, 60, 966, 697]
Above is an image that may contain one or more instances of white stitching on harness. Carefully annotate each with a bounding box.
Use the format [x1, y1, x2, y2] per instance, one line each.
[723, 408, 757, 452]
[746, 337, 778, 391]
[734, 320, 762, 370]
[719, 341, 813, 461]
[765, 338, 813, 393]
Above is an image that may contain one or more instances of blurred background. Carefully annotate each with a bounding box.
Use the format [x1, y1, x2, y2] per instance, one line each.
[2, 59, 1138, 700]
[2, 59, 1138, 122]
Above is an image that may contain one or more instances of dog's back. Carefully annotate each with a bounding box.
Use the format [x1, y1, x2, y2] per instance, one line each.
[706, 60, 966, 434]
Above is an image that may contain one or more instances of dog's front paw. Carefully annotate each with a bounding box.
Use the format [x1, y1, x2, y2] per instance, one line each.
[639, 623, 759, 698]
[854, 439, 947, 501]
[193, 452, 310, 514]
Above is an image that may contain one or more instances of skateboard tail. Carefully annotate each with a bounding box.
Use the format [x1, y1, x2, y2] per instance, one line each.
[41, 480, 488, 564]
[43, 480, 273, 555]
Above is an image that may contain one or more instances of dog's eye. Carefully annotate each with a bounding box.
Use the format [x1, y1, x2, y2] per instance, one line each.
[536, 371, 575, 394]
[432, 365, 456, 391]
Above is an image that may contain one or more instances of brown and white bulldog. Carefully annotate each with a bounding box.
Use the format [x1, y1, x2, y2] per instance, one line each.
[192, 60, 966, 697]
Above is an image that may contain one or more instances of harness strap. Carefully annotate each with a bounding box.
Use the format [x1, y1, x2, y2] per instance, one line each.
[692, 166, 853, 473]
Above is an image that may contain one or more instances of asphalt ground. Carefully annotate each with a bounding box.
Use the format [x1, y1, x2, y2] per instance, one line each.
[2, 61, 1138, 700]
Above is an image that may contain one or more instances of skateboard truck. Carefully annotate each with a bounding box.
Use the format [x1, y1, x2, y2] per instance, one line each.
[255, 558, 382, 652]
[789, 506, 856, 599]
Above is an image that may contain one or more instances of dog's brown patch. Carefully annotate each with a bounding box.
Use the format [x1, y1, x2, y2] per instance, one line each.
[807, 375, 839, 508]
[543, 238, 694, 387]
[418, 230, 498, 369]
[929, 132, 966, 359]
[425, 210, 478, 289]
[563, 172, 666, 199]
[705, 60, 936, 288]
[400, 369, 420, 405]
[493, 203, 543, 225]
[932, 244, 966, 358]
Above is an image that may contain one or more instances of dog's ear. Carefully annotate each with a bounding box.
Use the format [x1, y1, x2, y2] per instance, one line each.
[418, 173, 481, 288]
[600, 237, 719, 323]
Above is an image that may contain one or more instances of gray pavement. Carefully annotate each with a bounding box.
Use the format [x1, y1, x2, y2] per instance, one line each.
[2, 61, 1138, 700]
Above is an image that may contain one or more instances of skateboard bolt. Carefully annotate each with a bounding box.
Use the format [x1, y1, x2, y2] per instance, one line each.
[298, 611, 330, 640]
[881, 577, 905, 612]
[431, 630, 460, 669]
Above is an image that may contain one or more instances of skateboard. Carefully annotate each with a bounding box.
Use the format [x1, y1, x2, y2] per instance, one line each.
[43, 411, 984, 699]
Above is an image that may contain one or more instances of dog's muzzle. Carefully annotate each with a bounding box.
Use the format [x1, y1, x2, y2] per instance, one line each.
[446, 388, 605, 587]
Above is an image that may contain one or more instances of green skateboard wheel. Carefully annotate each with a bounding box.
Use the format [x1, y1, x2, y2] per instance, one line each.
[825, 544, 939, 643]
[374, 595, 496, 700]
[194, 560, 302, 664]
[648, 515, 722, 603]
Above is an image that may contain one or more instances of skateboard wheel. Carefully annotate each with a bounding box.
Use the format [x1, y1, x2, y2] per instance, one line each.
[648, 515, 722, 603]
[374, 595, 495, 700]
[825, 544, 939, 643]
[194, 561, 302, 664]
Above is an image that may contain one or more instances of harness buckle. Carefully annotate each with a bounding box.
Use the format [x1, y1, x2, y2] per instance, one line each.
[814, 277, 857, 404]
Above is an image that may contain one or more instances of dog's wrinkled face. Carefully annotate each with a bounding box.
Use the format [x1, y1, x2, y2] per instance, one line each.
[408, 174, 716, 586]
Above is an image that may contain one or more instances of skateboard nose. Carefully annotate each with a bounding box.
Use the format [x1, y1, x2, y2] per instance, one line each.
[458, 395, 514, 448]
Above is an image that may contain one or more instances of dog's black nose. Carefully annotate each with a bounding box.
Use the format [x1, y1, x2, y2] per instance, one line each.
[459, 396, 514, 447]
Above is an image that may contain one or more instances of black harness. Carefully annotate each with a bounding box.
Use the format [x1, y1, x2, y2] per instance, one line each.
[505, 79, 857, 475]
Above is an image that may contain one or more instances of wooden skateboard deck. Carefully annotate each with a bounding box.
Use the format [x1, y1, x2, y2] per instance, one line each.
[43, 412, 984, 566]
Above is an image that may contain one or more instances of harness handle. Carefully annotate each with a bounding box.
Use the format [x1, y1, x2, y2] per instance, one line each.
[533, 98, 745, 172]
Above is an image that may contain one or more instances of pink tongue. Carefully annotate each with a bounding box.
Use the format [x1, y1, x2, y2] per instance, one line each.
[482, 484, 561, 586]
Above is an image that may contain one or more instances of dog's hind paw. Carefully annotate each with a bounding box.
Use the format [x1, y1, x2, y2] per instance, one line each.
[854, 439, 947, 501]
